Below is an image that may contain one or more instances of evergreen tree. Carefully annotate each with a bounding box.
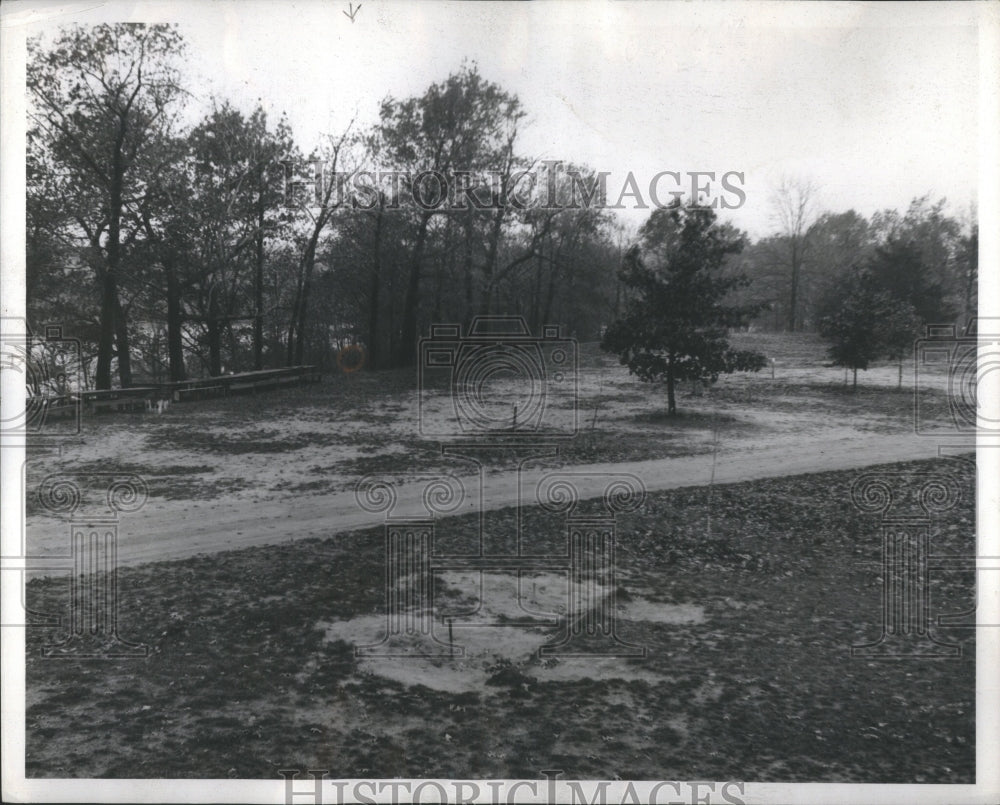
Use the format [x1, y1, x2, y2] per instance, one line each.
[601, 203, 766, 415]
[818, 266, 900, 390]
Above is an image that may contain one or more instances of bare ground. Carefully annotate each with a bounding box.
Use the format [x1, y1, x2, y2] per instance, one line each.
[23, 456, 976, 781]
[19, 334, 976, 782]
[24, 335, 958, 566]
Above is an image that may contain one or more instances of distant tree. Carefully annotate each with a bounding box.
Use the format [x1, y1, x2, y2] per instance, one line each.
[804, 209, 875, 328]
[768, 176, 817, 332]
[867, 237, 951, 324]
[959, 223, 978, 331]
[284, 124, 355, 367]
[818, 266, 899, 390]
[871, 195, 965, 322]
[139, 105, 291, 377]
[376, 64, 525, 366]
[865, 238, 946, 388]
[26, 129, 96, 346]
[601, 203, 767, 415]
[28, 24, 187, 389]
[877, 299, 922, 389]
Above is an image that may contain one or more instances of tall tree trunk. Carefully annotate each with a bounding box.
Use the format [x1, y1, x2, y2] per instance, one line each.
[113, 294, 132, 387]
[207, 322, 221, 376]
[95, 272, 115, 390]
[787, 242, 800, 332]
[542, 251, 558, 326]
[531, 250, 544, 331]
[964, 232, 978, 331]
[294, 262, 312, 366]
[108, 145, 132, 388]
[386, 264, 397, 368]
[165, 259, 186, 382]
[433, 217, 448, 322]
[396, 212, 432, 367]
[286, 272, 300, 367]
[208, 285, 222, 376]
[294, 248, 319, 366]
[479, 206, 506, 316]
[150, 331, 161, 383]
[366, 196, 384, 370]
[666, 357, 677, 416]
[226, 320, 240, 373]
[568, 248, 577, 334]
[286, 249, 306, 367]
[254, 201, 265, 370]
[463, 210, 474, 324]
[288, 213, 327, 366]
[87, 236, 113, 390]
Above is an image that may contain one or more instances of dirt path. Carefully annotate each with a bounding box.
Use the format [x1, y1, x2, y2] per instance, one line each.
[25, 429, 942, 567]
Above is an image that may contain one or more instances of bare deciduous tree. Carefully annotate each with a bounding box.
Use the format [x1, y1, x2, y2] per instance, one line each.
[768, 176, 817, 332]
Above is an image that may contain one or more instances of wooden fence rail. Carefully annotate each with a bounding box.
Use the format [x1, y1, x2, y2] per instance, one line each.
[28, 365, 322, 415]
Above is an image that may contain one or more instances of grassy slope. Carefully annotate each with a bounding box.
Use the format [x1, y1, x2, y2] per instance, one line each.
[25, 455, 976, 782]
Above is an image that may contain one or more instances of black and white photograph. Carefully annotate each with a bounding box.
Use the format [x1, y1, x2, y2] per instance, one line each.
[1, 1, 998, 803]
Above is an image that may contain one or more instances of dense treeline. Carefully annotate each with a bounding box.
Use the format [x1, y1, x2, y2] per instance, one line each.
[26, 24, 977, 389]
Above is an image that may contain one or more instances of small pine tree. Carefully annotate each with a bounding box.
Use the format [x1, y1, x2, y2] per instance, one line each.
[601, 203, 767, 415]
[819, 266, 897, 390]
[867, 237, 944, 389]
[878, 300, 922, 389]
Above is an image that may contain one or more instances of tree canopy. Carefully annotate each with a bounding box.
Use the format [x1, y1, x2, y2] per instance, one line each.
[28, 23, 187, 388]
[601, 204, 767, 415]
[25, 25, 977, 391]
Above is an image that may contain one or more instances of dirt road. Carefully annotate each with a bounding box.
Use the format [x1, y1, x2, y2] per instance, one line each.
[24, 429, 948, 567]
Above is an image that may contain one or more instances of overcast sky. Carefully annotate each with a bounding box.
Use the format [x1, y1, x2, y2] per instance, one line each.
[9, 0, 988, 237]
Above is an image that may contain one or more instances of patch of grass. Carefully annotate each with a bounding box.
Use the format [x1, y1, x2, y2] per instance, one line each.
[728, 331, 829, 364]
[159, 477, 255, 501]
[628, 409, 745, 428]
[49, 461, 216, 477]
[702, 378, 951, 430]
[333, 448, 435, 478]
[24, 463, 218, 516]
[144, 427, 343, 455]
[562, 430, 717, 464]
